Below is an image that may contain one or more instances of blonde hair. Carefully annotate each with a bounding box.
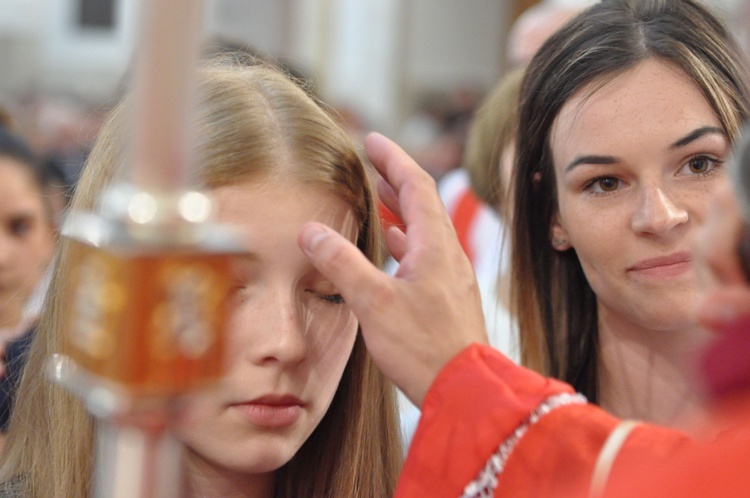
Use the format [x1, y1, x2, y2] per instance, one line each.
[0, 58, 402, 497]
[462, 68, 524, 214]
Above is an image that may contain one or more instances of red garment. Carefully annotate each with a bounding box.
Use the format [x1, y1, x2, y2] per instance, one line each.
[378, 199, 405, 233]
[438, 169, 502, 268]
[450, 188, 482, 263]
[606, 393, 750, 498]
[395, 344, 691, 498]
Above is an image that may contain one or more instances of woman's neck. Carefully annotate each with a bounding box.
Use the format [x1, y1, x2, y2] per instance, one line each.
[183, 451, 275, 498]
[596, 308, 711, 428]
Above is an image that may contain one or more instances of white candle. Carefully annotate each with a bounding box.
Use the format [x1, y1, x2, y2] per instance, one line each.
[130, 0, 203, 191]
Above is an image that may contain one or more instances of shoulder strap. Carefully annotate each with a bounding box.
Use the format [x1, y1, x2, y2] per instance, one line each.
[589, 420, 641, 498]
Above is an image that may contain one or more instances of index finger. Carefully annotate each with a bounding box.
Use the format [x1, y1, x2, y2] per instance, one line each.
[365, 132, 426, 190]
[364, 132, 451, 239]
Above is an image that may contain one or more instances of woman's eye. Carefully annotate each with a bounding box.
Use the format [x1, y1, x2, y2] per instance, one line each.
[688, 157, 709, 174]
[585, 177, 620, 194]
[680, 155, 722, 176]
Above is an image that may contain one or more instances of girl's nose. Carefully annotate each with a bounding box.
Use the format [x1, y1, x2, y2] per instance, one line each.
[250, 292, 308, 366]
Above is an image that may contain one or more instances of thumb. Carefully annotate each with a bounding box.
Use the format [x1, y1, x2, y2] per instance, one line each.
[298, 222, 385, 314]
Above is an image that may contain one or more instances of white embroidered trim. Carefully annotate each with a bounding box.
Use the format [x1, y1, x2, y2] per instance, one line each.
[460, 392, 588, 498]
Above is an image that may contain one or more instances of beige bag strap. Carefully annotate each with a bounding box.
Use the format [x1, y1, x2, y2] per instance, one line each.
[589, 420, 641, 498]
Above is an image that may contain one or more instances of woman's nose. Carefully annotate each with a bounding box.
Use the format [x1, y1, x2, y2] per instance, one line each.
[631, 186, 689, 235]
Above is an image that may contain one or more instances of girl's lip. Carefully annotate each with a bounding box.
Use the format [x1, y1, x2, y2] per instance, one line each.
[230, 395, 304, 428]
[242, 394, 304, 406]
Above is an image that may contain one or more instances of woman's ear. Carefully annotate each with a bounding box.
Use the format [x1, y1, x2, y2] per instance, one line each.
[550, 213, 571, 251]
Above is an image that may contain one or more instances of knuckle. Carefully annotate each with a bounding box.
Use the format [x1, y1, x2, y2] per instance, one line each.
[419, 172, 437, 191]
[367, 279, 397, 312]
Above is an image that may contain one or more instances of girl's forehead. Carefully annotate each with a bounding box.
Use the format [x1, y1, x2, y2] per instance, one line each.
[211, 180, 358, 236]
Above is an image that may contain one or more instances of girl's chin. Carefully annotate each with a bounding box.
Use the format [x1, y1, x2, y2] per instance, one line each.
[184, 442, 297, 476]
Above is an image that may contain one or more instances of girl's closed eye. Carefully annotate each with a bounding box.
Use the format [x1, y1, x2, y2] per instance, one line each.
[228, 285, 251, 306]
[228, 274, 256, 304]
[229, 257, 260, 296]
[306, 289, 346, 305]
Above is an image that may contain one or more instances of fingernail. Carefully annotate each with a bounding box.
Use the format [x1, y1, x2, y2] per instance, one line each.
[301, 224, 328, 253]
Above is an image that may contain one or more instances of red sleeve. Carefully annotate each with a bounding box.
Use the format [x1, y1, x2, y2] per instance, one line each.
[395, 343, 692, 498]
[394, 343, 574, 498]
[499, 407, 690, 497]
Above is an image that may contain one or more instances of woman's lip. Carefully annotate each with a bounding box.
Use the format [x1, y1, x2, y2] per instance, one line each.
[627, 252, 692, 278]
[628, 251, 692, 271]
[230, 395, 304, 428]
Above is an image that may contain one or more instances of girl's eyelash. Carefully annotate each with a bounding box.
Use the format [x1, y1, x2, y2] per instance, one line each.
[306, 290, 346, 304]
[320, 293, 345, 304]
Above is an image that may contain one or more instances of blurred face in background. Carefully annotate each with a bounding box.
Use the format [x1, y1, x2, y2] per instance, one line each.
[0, 157, 54, 330]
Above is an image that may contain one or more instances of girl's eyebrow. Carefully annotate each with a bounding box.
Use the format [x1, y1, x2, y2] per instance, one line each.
[564, 126, 726, 174]
[670, 126, 725, 149]
[232, 252, 261, 263]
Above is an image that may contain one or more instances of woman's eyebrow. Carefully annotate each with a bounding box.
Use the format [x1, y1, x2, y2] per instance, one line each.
[562, 126, 726, 174]
[564, 154, 618, 173]
[670, 126, 725, 149]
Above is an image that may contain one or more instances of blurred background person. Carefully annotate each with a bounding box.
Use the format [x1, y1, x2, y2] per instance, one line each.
[0, 123, 60, 436]
[0, 125, 56, 349]
[435, 0, 590, 351]
[506, 0, 594, 69]
[440, 68, 525, 359]
[397, 87, 482, 191]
